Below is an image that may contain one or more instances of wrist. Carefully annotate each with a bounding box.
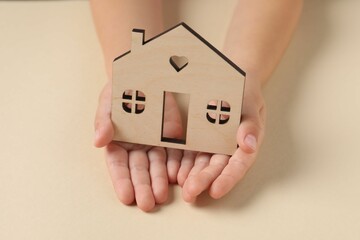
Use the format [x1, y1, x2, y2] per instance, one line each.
[243, 75, 265, 109]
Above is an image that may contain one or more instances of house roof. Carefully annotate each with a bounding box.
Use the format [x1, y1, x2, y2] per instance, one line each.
[113, 22, 246, 77]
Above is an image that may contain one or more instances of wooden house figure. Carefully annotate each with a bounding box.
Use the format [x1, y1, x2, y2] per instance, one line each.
[112, 23, 245, 155]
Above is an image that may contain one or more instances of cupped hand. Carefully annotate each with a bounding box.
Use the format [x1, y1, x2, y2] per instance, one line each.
[95, 77, 266, 208]
[180, 78, 266, 202]
[94, 82, 186, 212]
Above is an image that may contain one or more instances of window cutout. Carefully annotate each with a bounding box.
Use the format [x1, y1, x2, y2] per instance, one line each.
[169, 55, 188, 72]
[135, 104, 145, 114]
[122, 102, 132, 113]
[221, 101, 231, 112]
[206, 112, 216, 123]
[206, 100, 231, 124]
[161, 92, 190, 144]
[122, 90, 146, 114]
[122, 90, 133, 100]
[207, 100, 218, 110]
[219, 114, 230, 124]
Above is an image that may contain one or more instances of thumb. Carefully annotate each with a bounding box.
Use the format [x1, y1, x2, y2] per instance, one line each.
[94, 83, 114, 148]
[237, 108, 265, 154]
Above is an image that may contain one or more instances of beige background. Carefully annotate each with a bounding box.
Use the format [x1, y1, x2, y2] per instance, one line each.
[1, 0, 359, 239]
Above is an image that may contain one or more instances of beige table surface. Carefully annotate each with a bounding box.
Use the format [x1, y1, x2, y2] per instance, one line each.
[1, 0, 360, 239]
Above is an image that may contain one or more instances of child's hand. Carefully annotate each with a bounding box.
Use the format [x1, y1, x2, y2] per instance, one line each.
[90, 0, 301, 208]
[179, 78, 266, 202]
[94, 82, 185, 212]
[95, 77, 265, 207]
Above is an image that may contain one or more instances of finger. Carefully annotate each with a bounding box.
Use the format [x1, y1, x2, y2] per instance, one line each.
[182, 153, 211, 202]
[183, 154, 229, 200]
[177, 150, 197, 187]
[94, 82, 114, 148]
[148, 147, 168, 204]
[166, 148, 183, 184]
[187, 152, 212, 178]
[237, 103, 266, 154]
[209, 148, 256, 199]
[129, 150, 155, 212]
[105, 143, 134, 205]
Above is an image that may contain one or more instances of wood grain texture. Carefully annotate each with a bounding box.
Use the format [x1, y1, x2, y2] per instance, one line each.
[112, 23, 245, 155]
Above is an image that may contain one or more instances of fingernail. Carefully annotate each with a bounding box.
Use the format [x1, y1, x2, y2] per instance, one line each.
[244, 134, 257, 151]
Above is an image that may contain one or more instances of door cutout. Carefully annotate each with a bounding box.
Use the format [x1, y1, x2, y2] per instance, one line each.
[161, 91, 190, 144]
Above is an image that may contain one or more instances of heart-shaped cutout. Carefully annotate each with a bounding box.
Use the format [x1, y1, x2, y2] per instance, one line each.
[169, 55, 188, 72]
